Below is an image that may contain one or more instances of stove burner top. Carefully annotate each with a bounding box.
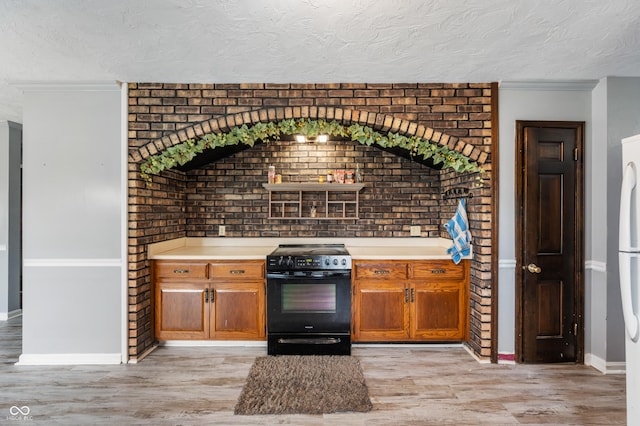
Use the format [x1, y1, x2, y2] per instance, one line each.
[269, 244, 349, 256]
[266, 244, 351, 271]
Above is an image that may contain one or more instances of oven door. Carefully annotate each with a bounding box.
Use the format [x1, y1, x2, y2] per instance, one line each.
[266, 270, 351, 334]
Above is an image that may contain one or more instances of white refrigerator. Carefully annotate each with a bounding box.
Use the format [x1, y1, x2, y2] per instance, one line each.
[619, 134, 640, 424]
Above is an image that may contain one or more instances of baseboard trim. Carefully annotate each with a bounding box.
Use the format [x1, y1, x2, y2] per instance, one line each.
[498, 353, 516, 364]
[127, 343, 158, 364]
[159, 340, 268, 347]
[585, 353, 626, 374]
[16, 353, 122, 365]
[354, 343, 462, 349]
[0, 309, 22, 321]
[463, 344, 491, 364]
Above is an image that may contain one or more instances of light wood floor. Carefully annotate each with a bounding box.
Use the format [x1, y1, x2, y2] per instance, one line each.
[1, 317, 626, 425]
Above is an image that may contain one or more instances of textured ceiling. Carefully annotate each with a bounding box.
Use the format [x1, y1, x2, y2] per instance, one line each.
[1, 0, 639, 122]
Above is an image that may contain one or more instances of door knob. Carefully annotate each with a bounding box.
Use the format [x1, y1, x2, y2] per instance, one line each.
[527, 263, 542, 274]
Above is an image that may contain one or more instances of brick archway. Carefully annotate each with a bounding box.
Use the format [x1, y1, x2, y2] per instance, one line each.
[128, 106, 488, 166]
[126, 85, 496, 363]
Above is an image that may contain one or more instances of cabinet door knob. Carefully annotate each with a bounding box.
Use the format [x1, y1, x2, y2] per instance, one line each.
[204, 289, 209, 303]
[404, 288, 409, 303]
[411, 288, 415, 303]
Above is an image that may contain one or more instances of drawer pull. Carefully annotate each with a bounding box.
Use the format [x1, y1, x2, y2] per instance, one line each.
[431, 269, 446, 274]
[374, 270, 390, 275]
[229, 269, 245, 275]
[173, 269, 190, 274]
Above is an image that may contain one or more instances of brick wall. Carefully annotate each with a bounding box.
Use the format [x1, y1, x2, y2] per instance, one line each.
[128, 83, 495, 360]
[185, 140, 443, 238]
[128, 83, 492, 153]
[128, 168, 185, 357]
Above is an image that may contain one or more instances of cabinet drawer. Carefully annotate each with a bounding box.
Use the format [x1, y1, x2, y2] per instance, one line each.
[354, 262, 408, 280]
[154, 262, 208, 279]
[411, 260, 465, 281]
[210, 261, 265, 280]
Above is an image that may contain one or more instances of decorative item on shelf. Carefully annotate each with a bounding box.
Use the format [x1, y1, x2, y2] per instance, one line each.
[444, 187, 473, 200]
[355, 164, 363, 183]
[336, 169, 345, 184]
[318, 175, 326, 184]
[268, 165, 276, 184]
[275, 174, 282, 184]
[345, 170, 354, 184]
[326, 170, 334, 183]
[310, 203, 317, 218]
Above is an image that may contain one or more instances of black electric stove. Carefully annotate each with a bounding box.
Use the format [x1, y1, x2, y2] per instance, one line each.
[266, 244, 352, 355]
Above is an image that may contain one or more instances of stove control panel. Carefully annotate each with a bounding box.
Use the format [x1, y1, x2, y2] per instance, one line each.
[267, 255, 351, 271]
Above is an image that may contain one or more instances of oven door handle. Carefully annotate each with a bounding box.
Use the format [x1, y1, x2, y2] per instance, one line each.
[266, 271, 350, 279]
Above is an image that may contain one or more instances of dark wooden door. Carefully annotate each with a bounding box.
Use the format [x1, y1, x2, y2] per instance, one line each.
[516, 121, 584, 363]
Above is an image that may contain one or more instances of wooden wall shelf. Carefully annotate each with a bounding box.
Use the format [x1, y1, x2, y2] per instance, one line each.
[262, 183, 364, 220]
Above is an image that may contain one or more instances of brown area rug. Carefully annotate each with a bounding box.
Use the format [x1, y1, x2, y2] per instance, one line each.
[234, 355, 373, 415]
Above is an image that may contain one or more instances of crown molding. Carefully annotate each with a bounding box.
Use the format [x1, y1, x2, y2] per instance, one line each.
[499, 80, 599, 91]
[9, 81, 121, 92]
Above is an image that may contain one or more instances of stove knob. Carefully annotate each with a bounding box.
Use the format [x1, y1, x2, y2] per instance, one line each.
[341, 258, 347, 266]
[325, 258, 330, 266]
[278, 256, 285, 266]
[333, 258, 338, 265]
[287, 256, 294, 268]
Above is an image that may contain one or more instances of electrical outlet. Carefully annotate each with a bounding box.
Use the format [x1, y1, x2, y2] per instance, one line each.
[410, 225, 421, 237]
[218, 225, 226, 237]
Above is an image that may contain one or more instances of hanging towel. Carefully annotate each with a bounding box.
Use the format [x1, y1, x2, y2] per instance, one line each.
[444, 199, 472, 264]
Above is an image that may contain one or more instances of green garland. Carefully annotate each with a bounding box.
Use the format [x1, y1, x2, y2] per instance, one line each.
[139, 118, 483, 182]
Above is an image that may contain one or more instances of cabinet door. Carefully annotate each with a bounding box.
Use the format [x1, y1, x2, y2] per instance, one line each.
[155, 281, 209, 340]
[211, 281, 265, 340]
[353, 280, 410, 341]
[411, 281, 467, 340]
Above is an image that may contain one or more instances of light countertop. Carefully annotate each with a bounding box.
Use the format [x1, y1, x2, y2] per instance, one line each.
[149, 237, 470, 261]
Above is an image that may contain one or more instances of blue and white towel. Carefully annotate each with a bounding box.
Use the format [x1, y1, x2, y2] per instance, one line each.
[444, 199, 472, 264]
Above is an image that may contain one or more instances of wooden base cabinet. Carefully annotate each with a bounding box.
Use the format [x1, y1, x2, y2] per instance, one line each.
[154, 260, 265, 341]
[353, 260, 469, 342]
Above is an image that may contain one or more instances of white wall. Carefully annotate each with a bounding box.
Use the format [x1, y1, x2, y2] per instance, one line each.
[0, 120, 22, 319]
[18, 83, 125, 364]
[589, 79, 608, 368]
[497, 81, 595, 359]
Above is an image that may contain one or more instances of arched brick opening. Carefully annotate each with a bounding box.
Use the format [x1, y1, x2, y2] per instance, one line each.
[129, 107, 489, 166]
[127, 104, 495, 363]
